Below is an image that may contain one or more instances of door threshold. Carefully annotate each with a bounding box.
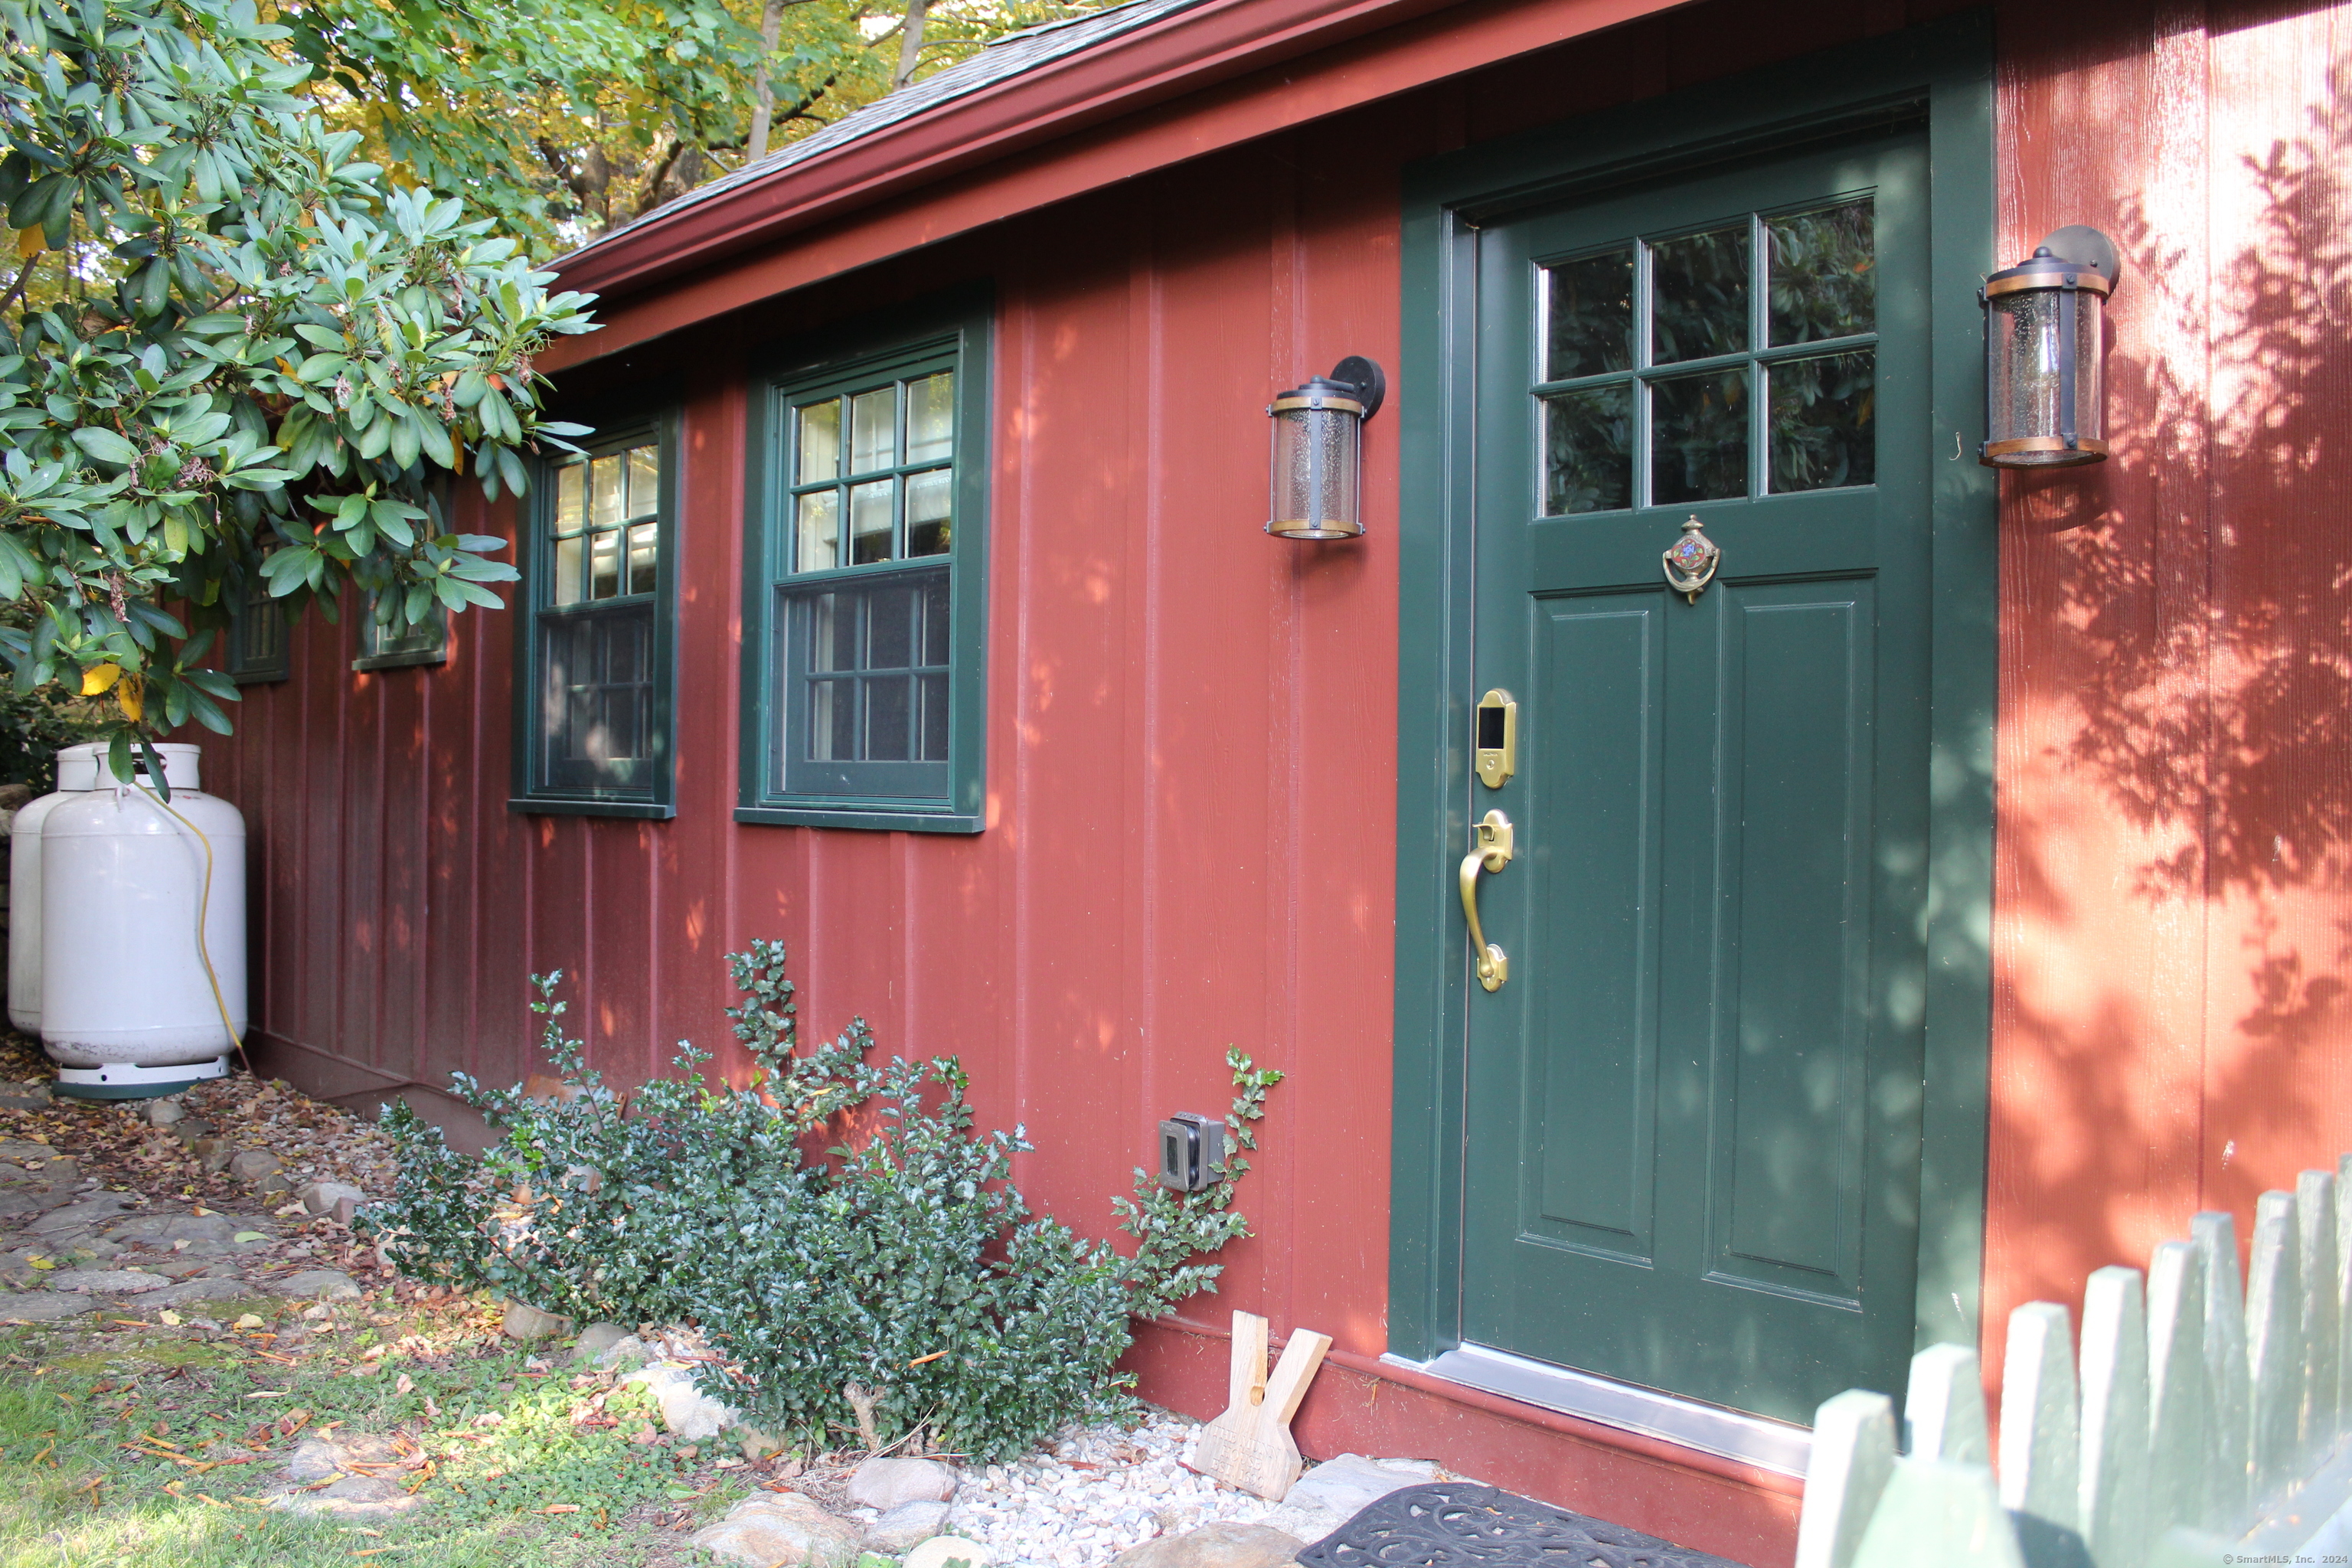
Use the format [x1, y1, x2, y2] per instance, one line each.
[1387, 1342, 1813, 1478]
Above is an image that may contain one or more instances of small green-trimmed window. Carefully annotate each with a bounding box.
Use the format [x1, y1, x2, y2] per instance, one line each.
[741, 297, 988, 831]
[513, 414, 678, 818]
[225, 568, 290, 684]
[354, 599, 447, 671]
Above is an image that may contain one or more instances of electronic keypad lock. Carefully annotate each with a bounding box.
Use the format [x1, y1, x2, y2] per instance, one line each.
[1475, 688, 1517, 789]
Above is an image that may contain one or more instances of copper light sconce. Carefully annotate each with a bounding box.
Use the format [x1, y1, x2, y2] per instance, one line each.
[1980, 225, 2122, 469]
[1266, 355, 1384, 539]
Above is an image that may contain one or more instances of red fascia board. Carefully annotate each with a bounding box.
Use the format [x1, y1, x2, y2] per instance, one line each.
[557, 0, 1471, 299]
[545, 0, 1681, 367]
[556, 0, 1679, 303]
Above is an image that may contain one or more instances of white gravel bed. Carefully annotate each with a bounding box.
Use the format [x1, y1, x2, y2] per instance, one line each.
[932, 1410, 1279, 1567]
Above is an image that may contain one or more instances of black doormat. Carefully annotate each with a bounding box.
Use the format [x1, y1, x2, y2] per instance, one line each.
[1294, 1481, 1754, 1568]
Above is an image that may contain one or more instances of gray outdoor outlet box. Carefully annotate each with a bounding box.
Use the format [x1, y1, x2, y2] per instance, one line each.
[1158, 1113, 1227, 1191]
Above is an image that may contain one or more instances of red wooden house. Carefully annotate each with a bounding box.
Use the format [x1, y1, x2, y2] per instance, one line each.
[202, 0, 2352, 1559]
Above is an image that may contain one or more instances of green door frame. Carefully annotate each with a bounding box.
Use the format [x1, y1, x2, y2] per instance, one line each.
[1389, 13, 1998, 1402]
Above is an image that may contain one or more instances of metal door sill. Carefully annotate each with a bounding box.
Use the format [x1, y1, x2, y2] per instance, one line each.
[1386, 1342, 1813, 1478]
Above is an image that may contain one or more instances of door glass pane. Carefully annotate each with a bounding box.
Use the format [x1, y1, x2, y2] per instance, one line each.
[1651, 368, 1749, 504]
[554, 465, 586, 536]
[905, 469, 952, 557]
[553, 537, 584, 606]
[1651, 224, 1749, 364]
[588, 529, 622, 599]
[626, 521, 659, 594]
[849, 479, 894, 564]
[798, 399, 842, 484]
[1544, 249, 1634, 381]
[1770, 351, 1875, 492]
[1543, 384, 1633, 515]
[626, 444, 660, 518]
[795, 491, 839, 572]
[906, 373, 954, 463]
[1768, 199, 1874, 345]
[590, 455, 625, 529]
[850, 387, 895, 474]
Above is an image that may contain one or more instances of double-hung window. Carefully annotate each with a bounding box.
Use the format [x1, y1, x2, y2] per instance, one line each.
[512, 413, 678, 818]
[741, 296, 988, 831]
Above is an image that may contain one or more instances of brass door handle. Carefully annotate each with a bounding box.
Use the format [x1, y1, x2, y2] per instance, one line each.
[1459, 808, 1514, 991]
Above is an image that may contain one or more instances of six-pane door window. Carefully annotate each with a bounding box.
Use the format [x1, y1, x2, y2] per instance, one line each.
[531, 432, 668, 801]
[1537, 195, 1877, 513]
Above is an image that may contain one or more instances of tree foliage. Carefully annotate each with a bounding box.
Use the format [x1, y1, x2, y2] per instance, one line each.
[0, 0, 594, 773]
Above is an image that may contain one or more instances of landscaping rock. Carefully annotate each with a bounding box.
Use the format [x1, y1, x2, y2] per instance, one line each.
[0, 1083, 50, 1109]
[0, 1290, 98, 1321]
[29, 1194, 132, 1234]
[847, 1455, 958, 1509]
[226, 1150, 282, 1183]
[0, 1192, 40, 1219]
[105, 1213, 249, 1245]
[1259, 1455, 1436, 1542]
[286, 1432, 407, 1481]
[903, 1536, 995, 1568]
[189, 1136, 233, 1173]
[629, 1361, 741, 1440]
[867, 1498, 952, 1553]
[0, 1141, 57, 1165]
[1106, 1523, 1305, 1568]
[297, 1179, 366, 1216]
[691, 1492, 864, 1568]
[45, 1268, 171, 1294]
[501, 1299, 570, 1341]
[273, 1473, 421, 1521]
[571, 1321, 633, 1361]
[738, 1426, 791, 1462]
[143, 1099, 185, 1127]
[264, 1268, 361, 1301]
[592, 1332, 649, 1370]
[149, 1277, 266, 1307]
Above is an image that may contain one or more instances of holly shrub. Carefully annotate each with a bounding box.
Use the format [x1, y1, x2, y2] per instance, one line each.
[364, 940, 1282, 1461]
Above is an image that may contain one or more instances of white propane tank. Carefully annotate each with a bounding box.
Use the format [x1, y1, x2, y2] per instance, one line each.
[40, 743, 243, 1097]
[7, 742, 105, 1036]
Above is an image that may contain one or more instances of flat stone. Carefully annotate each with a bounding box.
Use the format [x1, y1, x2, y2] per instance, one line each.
[106, 1213, 239, 1244]
[1262, 1455, 1439, 1541]
[592, 1332, 648, 1370]
[266, 1269, 361, 1301]
[0, 1142, 57, 1165]
[0, 1290, 99, 1321]
[149, 1276, 266, 1307]
[286, 1433, 407, 1482]
[573, 1321, 633, 1360]
[1107, 1523, 1304, 1568]
[846, 1455, 958, 1509]
[866, 1499, 952, 1553]
[0, 1192, 41, 1219]
[0, 1163, 36, 1186]
[692, 1494, 864, 1568]
[501, 1300, 570, 1341]
[903, 1537, 995, 1568]
[227, 1150, 283, 1182]
[46, 1269, 171, 1294]
[29, 1195, 132, 1234]
[273, 1472, 421, 1520]
[143, 1099, 185, 1127]
[629, 1362, 741, 1440]
[298, 1180, 366, 1216]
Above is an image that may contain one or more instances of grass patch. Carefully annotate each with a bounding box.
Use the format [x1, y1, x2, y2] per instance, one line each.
[0, 1294, 758, 1566]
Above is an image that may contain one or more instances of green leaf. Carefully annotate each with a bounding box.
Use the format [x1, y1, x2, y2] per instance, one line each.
[70, 427, 142, 467]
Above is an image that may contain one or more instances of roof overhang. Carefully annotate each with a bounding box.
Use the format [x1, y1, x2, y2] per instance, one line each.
[549, 0, 1688, 364]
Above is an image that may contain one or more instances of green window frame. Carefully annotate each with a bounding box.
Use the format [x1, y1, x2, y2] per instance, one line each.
[510, 408, 681, 819]
[740, 292, 990, 832]
[224, 566, 290, 685]
[354, 599, 447, 671]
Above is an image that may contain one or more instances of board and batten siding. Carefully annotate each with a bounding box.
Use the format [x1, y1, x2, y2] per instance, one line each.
[191, 1, 2352, 1563]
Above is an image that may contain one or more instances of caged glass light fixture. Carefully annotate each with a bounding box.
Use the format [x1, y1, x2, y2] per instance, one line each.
[1980, 225, 2122, 469]
[1266, 355, 1385, 539]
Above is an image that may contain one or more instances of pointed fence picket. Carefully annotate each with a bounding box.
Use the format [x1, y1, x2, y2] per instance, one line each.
[1795, 1165, 2352, 1568]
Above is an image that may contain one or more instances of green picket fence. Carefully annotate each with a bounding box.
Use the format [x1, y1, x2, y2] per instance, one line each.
[1796, 1159, 2352, 1566]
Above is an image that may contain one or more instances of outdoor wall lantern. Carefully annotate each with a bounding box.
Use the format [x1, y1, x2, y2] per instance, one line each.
[1980, 225, 2122, 469]
[1266, 355, 1385, 539]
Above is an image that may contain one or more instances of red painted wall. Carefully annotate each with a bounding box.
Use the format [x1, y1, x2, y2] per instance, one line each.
[191, 0, 2352, 1562]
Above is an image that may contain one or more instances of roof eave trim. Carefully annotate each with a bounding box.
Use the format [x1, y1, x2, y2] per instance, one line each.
[556, 0, 1465, 299]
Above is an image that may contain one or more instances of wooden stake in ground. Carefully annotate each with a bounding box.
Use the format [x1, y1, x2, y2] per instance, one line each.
[1189, 1310, 1333, 1501]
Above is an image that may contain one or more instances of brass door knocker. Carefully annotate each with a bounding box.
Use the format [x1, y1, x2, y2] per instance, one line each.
[1663, 516, 1721, 603]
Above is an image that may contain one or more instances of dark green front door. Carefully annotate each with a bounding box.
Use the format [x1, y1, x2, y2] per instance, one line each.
[1459, 133, 1932, 1425]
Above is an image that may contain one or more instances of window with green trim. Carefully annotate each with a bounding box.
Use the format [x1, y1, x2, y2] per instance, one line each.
[741, 298, 988, 832]
[224, 565, 289, 684]
[512, 413, 678, 818]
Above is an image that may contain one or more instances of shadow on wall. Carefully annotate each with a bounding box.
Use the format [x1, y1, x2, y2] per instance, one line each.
[1998, 45, 2352, 1292]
